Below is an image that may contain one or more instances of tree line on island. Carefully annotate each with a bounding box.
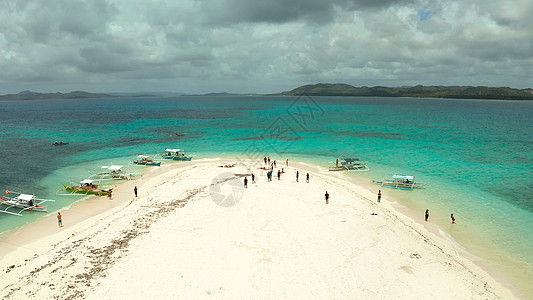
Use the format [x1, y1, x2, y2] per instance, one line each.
[281, 83, 533, 100]
[2, 84, 533, 101]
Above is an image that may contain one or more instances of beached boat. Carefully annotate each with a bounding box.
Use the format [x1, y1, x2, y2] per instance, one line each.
[372, 175, 426, 190]
[329, 158, 369, 171]
[132, 155, 161, 166]
[89, 165, 133, 181]
[0, 191, 55, 216]
[159, 149, 192, 161]
[58, 179, 111, 196]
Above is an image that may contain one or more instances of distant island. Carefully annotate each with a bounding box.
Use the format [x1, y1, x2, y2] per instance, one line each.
[0, 91, 115, 101]
[3, 84, 533, 101]
[281, 84, 533, 100]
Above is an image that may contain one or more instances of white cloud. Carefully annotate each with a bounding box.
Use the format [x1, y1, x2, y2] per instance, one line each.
[0, 0, 531, 94]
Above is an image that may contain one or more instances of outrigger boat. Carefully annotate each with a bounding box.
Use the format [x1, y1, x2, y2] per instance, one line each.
[372, 175, 426, 190]
[57, 179, 112, 196]
[0, 191, 55, 216]
[329, 158, 369, 171]
[132, 155, 161, 166]
[159, 149, 192, 161]
[89, 165, 132, 181]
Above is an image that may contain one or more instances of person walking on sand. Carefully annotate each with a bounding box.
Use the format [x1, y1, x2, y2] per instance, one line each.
[268, 157, 270, 165]
[377, 190, 382, 203]
[251, 173, 255, 183]
[57, 212, 63, 228]
[277, 170, 281, 180]
[425, 209, 429, 222]
[264, 157, 267, 164]
[296, 171, 299, 182]
[306, 173, 309, 183]
[286, 159, 289, 166]
[107, 189, 112, 199]
[134, 186, 138, 197]
[325, 191, 330, 204]
[451, 213, 456, 224]
[244, 177, 248, 188]
[274, 160, 277, 168]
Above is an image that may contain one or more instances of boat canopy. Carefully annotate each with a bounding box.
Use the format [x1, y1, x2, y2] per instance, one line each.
[165, 149, 181, 152]
[18, 194, 34, 201]
[80, 179, 94, 184]
[343, 158, 362, 162]
[137, 155, 150, 158]
[101, 165, 123, 171]
[392, 175, 414, 180]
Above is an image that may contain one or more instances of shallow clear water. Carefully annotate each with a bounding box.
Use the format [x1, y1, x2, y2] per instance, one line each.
[1, 96, 532, 294]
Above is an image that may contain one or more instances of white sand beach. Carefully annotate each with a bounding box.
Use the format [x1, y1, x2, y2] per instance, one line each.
[0, 159, 518, 299]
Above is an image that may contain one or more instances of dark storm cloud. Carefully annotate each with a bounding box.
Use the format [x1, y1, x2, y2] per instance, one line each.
[13, 0, 117, 42]
[200, 0, 416, 25]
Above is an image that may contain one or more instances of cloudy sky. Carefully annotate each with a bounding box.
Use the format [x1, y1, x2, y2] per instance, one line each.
[0, 0, 532, 94]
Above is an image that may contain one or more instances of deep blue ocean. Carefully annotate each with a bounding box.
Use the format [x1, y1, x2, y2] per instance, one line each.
[1, 95, 532, 293]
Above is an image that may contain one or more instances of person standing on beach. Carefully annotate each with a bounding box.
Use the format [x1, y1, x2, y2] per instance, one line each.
[425, 209, 429, 222]
[244, 177, 248, 188]
[274, 160, 276, 168]
[134, 186, 138, 197]
[57, 212, 63, 228]
[325, 191, 329, 204]
[286, 159, 289, 166]
[377, 190, 382, 203]
[107, 189, 112, 199]
[451, 213, 456, 224]
[277, 170, 281, 180]
[251, 173, 255, 183]
[296, 171, 299, 182]
[264, 157, 267, 164]
[306, 173, 309, 183]
[268, 157, 270, 165]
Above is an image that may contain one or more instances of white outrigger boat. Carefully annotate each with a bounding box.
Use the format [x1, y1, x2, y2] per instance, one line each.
[89, 165, 134, 181]
[159, 149, 192, 161]
[131, 155, 161, 166]
[0, 191, 55, 216]
[329, 158, 369, 171]
[372, 175, 426, 190]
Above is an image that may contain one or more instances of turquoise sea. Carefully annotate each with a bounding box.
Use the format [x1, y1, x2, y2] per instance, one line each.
[1, 95, 532, 296]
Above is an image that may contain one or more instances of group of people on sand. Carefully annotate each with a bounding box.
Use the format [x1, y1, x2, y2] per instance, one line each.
[242, 157, 325, 202]
[219, 163, 236, 168]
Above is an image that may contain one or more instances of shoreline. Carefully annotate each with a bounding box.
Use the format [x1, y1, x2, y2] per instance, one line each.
[0, 158, 522, 299]
[0, 162, 189, 260]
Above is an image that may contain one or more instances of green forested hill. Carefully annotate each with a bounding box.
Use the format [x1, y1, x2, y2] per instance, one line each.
[282, 84, 533, 100]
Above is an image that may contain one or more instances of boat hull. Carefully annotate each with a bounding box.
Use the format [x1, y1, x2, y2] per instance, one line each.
[133, 161, 161, 166]
[372, 180, 426, 190]
[172, 156, 192, 161]
[1, 201, 47, 213]
[62, 184, 110, 196]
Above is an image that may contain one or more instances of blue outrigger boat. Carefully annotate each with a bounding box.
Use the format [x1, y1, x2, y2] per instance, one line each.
[159, 149, 192, 161]
[132, 155, 161, 166]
